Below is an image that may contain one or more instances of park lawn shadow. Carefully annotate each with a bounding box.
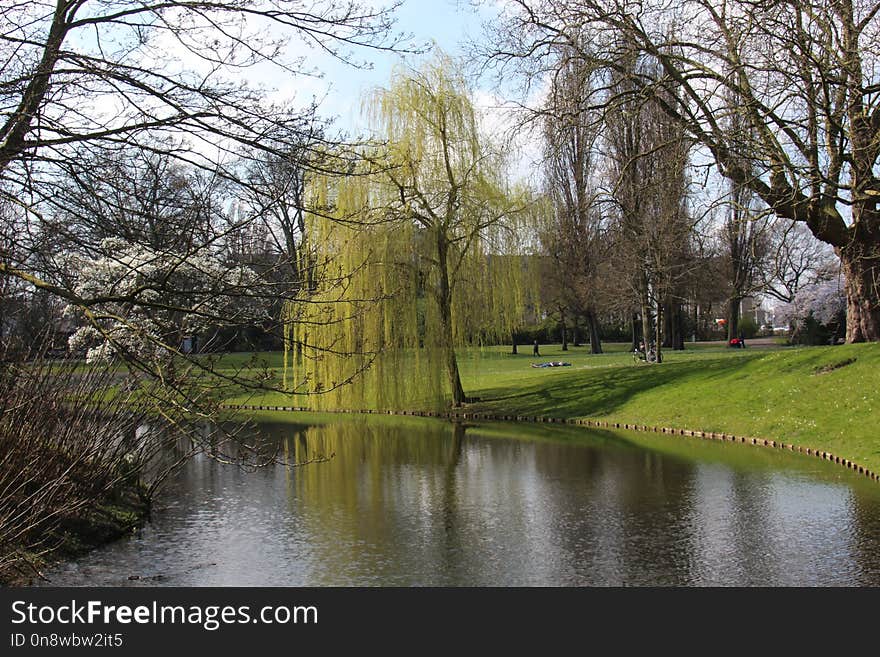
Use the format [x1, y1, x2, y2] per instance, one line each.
[472, 354, 759, 419]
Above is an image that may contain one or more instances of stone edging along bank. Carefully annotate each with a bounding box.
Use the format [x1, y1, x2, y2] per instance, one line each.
[219, 403, 880, 483]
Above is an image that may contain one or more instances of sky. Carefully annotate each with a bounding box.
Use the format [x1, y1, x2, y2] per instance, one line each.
[247, 0, 543, 181]
[314, 1, 495, 133]
[60, 0, 539, 181]
[245, 1, 493, 133]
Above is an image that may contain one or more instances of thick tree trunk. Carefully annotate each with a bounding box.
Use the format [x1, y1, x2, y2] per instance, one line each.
[662, 303, 685, 350]
[439, 307, 466, 406]
[839, 246, 880, 343]
[675, 306, 685, 350]
[727, 297, 741, 342]
[837, 11, 880, 343]
[662, 303, 673, 348]
[586, 309, 602, 354]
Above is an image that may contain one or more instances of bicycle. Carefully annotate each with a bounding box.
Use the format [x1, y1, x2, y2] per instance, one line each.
[633, 343, 657, 364]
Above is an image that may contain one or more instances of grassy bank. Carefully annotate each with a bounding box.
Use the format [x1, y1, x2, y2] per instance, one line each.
[217, 341, 880, 475]
[466, 343, 880, 471]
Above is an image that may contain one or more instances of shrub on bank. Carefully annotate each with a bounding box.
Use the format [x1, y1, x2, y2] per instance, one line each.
[0, 359, 156, 584]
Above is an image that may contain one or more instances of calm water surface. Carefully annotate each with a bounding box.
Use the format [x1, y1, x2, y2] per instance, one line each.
[42, 417, 880, 586]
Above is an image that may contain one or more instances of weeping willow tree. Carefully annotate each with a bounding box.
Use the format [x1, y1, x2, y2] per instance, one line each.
[283, 56, 538, 410]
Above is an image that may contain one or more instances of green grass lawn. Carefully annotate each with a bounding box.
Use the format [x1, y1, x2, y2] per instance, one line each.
[213, 340, 880, 474]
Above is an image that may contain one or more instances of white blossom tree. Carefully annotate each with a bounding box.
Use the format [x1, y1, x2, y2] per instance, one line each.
[776, 277, 847, 344]
[66, 238, 259, 366]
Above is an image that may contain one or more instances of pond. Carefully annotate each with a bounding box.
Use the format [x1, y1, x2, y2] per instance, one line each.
[41, 415, 880, 586]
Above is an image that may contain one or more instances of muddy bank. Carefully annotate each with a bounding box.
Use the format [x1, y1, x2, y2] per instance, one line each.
[2, 487, 150, 587]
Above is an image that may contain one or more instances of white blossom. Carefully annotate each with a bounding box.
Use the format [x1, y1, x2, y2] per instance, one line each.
[66, 239, 260, 361]
[776, 278, 845, 329]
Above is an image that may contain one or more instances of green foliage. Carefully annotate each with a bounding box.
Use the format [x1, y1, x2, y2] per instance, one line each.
[281, 56, 539, 409]
[789, 315, 843, 346]
[738, 315, 759, 339]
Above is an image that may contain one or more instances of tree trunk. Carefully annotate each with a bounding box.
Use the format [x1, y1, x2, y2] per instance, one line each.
[440, 309, 466, 406]
[727, 297, 741, 342]
[631, 313, 640, 351]
[664, 303, 685, 350]
[640, 299, 652, 358]
[662, 303, 674, 349]
[511, 332, 518, 354]
[586, 309, 602, 354]
[560, 309, 568, 351]
[654, 303, 663, 363]
[675, 306, 685, 350]
[437, 233, 466, 407]
[839, 246, 880, 343]
[0, 7, 70, 174]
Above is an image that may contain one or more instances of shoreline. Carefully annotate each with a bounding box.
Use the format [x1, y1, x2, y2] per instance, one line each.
[2, 488, 150, 587]
[220, 402, 880, 485]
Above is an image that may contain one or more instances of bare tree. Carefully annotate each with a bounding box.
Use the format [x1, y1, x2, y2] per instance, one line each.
[0, 0, 413, 382]
[50, 146, 218, 253]
[541, 45, 606, 353]
[720, 185, 771, 340]
[0, 356, 183, 582]
[481, 0, 880, 342]
[762, 221, 838, 304]
[238, 121, 326, 296]
[0, 1, 407, 173]
[605, 52, 693, 363]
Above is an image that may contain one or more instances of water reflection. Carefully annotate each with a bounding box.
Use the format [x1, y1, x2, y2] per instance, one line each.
[42, 417, 880, 586]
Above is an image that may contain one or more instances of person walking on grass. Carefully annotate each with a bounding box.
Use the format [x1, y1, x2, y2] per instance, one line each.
[533, 339, 540, 357]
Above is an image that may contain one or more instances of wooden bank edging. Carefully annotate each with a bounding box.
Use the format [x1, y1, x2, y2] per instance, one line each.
[218, 403, 880, 483]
